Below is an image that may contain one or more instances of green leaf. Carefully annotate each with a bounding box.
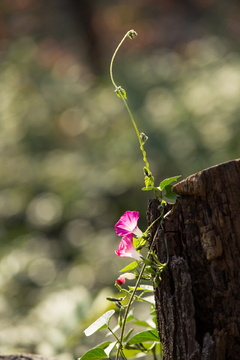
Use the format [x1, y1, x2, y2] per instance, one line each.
[137, 285, 154, 292]
[164, 185, 179, 200]
[121, 348, 144, 358]
[123, 328, 134, 342]
[79, 347, 109, 360]
[127, 285, 154, 294]
[127, 330, 160, 345]
[119, 261, 138, 273]
[159, 175, 181, 191]
[144, 266, 156, 275]
[84, 310, 115, 336]
[154, 342, 163, 355]
[106, 296, 126, 302]
[154, 275, 161, 288]
[104, 341, 117, 357]
[150, 309, 156, 316]
[133, 320, 155, 329]
[127, 313, 135, 323]
[142, 295, 155, 304]
[97, 342, 112, 349]
[142, 186, 154, 191]
[133, 236, 140, 248]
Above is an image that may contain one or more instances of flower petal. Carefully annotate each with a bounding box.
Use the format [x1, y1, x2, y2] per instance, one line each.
[115, 234, 142, 261]
[115, 211, 140, 237]
[133, 226, 143, 238]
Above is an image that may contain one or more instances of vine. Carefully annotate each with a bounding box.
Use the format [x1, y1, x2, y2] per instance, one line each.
[79, 30, 180, 360]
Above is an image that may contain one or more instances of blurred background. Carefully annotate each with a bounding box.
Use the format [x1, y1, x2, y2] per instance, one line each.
[0, 0, 240, 359]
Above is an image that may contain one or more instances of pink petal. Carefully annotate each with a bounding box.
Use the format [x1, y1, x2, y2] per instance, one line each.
[115, 234, 142, 261]
[116, 276, 125, 286]
[115, 211, 139, 237]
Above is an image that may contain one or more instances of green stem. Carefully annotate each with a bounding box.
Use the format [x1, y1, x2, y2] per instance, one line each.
[161, 221, 169, 266]
[152, 344, 158, 360]
[137, 215, 162, 248]
[110, 31, 131, 89]
[109, 30, 151, 175]
[107, 326, 121, 343]
[144, 215, 162, 235]
[121, 95, 150, 173]
[115, 222, 161, 360]
[120, 350, 128, 360]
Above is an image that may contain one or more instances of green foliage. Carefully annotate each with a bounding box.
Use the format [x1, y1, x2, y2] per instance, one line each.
[79, 346, 109, 360]
[80, 214, 167, 360]
[84, 310, 115, 337]
[142, 175, 181, 203]
[119, 261, 138, 273]
[164, 185, 178, 200]
[159, 176, 181, 191]
[127, 330, 160, 345]
[80, 286, 161, 359]
[133, 320, 155, 329]
[133, 285, 154, 292]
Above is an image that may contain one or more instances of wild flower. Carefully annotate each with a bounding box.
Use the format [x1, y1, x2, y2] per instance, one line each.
[115, 210, 143, 238]
[115, 233, 142, 261]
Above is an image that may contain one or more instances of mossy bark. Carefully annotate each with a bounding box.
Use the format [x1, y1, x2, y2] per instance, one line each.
[147, 159, 240, 360]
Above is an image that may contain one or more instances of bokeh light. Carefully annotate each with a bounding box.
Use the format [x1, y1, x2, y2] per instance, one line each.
[0, 0, 240, 359]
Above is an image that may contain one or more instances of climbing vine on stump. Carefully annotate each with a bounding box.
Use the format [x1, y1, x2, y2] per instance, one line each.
[148, 159, 240, 360]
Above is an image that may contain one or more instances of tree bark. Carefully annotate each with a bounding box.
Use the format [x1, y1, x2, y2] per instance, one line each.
[147, 159, 240, 360]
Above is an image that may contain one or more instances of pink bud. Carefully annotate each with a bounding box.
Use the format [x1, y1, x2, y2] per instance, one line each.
[116, 272, 136, 286]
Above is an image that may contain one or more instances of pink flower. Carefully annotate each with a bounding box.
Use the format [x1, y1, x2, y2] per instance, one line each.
[115, 234, 142, 261]
[116, 273, 136, 286]
[115, 211, 142, 237]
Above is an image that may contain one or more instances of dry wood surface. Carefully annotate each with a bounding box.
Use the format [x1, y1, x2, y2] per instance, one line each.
[147, 159, 240, 360]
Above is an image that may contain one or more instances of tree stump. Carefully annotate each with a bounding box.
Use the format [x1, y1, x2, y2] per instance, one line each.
[147, 159, 240, 360]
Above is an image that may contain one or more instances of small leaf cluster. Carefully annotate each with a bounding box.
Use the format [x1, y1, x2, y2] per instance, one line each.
[142, 175, 181, 202]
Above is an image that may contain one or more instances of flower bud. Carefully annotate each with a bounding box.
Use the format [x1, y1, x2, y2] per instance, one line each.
[116, 272, 136, 286]
[128, 30, 138, 39]
[140, 132, 148, 145]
